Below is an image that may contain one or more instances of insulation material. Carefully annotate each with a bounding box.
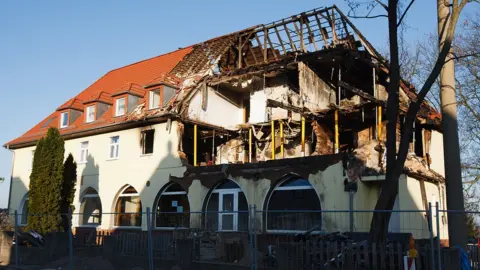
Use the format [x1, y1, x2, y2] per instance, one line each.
[311, 121, 334, 155]
[249, 90, 267, 123]
[299, 62, 336, 111]
[354, 140, 385, 173]
[265, 84, 302, 121]
[357, 127, 374, 148]
[216, 138, 245, 164]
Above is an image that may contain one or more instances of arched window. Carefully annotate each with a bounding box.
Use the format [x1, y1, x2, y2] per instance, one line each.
[79, 188, 102, 226]
[114, 185, 142, 227]
[204, 180, 248, 232]
[155, 183, 190, 228]
[266, 178, 321, 232]
[19, 193, 29, 225]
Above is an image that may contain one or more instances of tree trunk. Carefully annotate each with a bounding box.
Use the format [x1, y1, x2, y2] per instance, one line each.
[437, 0, 467, 247]
[369, 0, 401, 244]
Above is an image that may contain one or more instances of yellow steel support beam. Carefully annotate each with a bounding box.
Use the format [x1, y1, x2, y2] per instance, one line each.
[194, 124, 197, 166]
[249, 128, 252, 163]
[335, 110, 339, 153]
[301, 116, 305, 156]
[271, 120, 275, 160]
[378, 105, 382, 141]
[280, 121, 284, 158]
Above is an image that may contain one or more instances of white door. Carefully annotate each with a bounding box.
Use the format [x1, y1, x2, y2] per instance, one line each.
[218, 191, 238, 231]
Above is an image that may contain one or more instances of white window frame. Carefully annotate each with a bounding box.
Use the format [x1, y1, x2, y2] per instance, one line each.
[78, 191, 102, 228]
[265, 179, 321, 234]
[155, 183, 189, 229]
[79, 141, 89, 164]
[60, 112, 69, 128]
[114, 186, 141, 228]
[86, 105, 96, 123]
[206, 187, 243, 232]
[115, 98, 126, 116]
[149, 89, 161, 110]
[108, 136, 120, 160]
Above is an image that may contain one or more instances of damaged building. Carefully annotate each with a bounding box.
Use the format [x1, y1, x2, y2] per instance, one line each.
[5, 6, 447, 240]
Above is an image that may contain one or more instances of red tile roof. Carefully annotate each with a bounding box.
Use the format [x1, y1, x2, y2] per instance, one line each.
[6, 46, 193, 148]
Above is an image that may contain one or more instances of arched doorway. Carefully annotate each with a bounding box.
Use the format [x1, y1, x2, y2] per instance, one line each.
[79, 187, 102, 226]
[265, 177, 321, 232]
[155, 182, 190, 228]
[114, 185, 142, 227]
[204, 180, 248, 231]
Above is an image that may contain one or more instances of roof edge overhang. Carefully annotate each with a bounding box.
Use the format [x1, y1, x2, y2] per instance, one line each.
[4, 114, 179, 150]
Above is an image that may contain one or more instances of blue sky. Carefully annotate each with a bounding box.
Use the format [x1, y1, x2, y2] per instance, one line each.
[0, 1, 451, 208]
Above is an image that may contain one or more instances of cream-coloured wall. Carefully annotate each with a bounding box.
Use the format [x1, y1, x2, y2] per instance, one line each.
[430, 131, 445, 177]
[187, 87, 243, 128]
[397, 176, 449, 240]
[10, 121, 186, 230]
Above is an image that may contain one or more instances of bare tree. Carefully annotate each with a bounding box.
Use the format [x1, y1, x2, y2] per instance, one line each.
[346, 0, 473, 243]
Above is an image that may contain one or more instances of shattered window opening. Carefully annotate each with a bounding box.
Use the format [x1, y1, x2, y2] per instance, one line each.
[156, 182, 190, 228]
[141, 129, 155, 155]
[266, 177, 321, 232]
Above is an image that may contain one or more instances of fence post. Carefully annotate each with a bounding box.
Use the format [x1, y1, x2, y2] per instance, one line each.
[428, 202, 435, 269]
[253, 205, 257, 270]
[249, 205, 254, 270]
[68, 208, 73, 270]
[436, 201, 441, 270]
[14, 210, 19, 268]
[146, 207, 154, 270]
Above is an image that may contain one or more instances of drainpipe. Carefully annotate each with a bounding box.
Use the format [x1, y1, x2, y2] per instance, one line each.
[301, 117, 305, 157]
[271, 120, 275, 160]
[335, 110, 339, 153]
[6, 145, 15, 213]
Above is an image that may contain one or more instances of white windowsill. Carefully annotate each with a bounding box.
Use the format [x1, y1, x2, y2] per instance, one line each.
[77, 161, 87, 165]
[112, 226, 142, 229]
[106, 157, 119, 161]
[140, 153, 153, 157]
[76, 224, 101, 228]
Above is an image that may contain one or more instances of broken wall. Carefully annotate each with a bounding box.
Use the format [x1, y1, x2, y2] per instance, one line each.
[187, 86, 243, 128]
[249, 81, 302, 123]
[299, 62, 336, 111]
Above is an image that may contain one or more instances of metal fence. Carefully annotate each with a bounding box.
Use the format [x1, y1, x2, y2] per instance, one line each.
[1, 204, 479, 269]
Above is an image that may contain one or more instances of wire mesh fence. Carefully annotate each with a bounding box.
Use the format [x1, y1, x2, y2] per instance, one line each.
[1, 206, 479, 269]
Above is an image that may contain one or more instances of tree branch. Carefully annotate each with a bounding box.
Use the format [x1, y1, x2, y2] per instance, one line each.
[397, 0, 416, 27]
[375, 0, 389, 10]
[349, 14, 389, 19]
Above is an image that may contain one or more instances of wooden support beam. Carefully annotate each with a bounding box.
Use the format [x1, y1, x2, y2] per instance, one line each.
[266, 99, 309, 115]
[283, 23, 297, 51]
[254, 33, 266, 62]
[248, 43, 259, 65]
[292, 20, 305, 52]
[338, 81, 386, 106]
[266, 32, 279, 60]
[263, 29, 268, 62]
[330, 9, 338, 42]
[315, 13, 329, 48]
[305, 16, 318, 51]
[237, 35, 243, 69]
[273, 26, 287, 54]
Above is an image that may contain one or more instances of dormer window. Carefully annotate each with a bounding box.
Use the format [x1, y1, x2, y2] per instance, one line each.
[149, 89, 161, 109]
[60, 112, 69, 128]
[116, 98, 126, 116]
[86, 105, 96, 123]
